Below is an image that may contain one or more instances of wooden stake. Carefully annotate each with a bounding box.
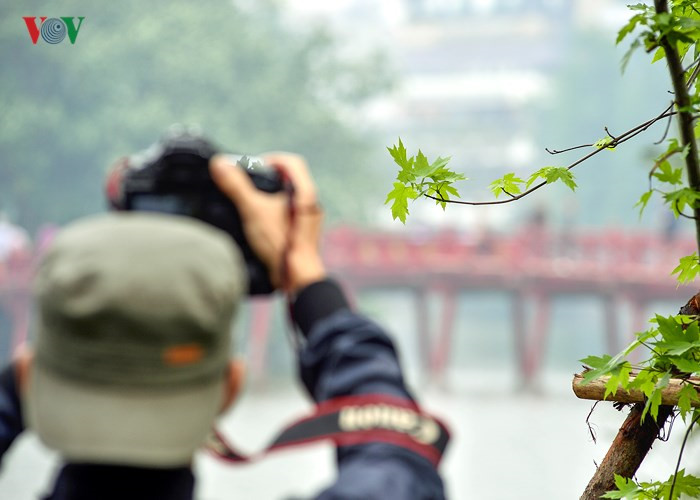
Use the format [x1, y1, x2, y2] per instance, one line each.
[572, 372, 700, 407]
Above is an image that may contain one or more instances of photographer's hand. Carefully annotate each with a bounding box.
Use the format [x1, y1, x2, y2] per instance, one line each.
[210, 153, 326, 294]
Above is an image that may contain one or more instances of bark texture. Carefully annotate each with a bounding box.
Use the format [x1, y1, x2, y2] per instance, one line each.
[580, 403, 674, 500]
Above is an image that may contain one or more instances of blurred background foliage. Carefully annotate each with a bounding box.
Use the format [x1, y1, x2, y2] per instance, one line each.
[0, 0, 394, 232]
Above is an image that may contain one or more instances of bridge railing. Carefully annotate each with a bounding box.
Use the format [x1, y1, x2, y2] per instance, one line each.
[323, 226, 695, 288]
[0, 226, 697, 378]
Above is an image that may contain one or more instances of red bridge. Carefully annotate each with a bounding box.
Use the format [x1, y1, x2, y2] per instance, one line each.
[2, 227, 696, 384]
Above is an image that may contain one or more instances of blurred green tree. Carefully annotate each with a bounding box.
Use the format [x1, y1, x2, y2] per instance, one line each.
[0, 0, 392, 232]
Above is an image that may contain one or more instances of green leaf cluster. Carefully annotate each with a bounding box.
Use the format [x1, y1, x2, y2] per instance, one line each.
[637, 139, 689, 218]
[617, 2, 700, 74]
[487, 167, 578, 200]
[385, 138, 465, 223]
[581, 314, 700, 423]
[603, 469, 700, 500]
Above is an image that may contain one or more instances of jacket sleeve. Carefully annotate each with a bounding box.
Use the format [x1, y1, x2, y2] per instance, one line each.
[0, 363, 24, 466]
[292, 279, 446, 500]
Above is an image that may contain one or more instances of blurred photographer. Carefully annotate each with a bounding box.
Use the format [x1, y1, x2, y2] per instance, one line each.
[0, 150, 447, 499]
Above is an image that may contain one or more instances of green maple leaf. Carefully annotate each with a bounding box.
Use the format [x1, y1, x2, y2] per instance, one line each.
[666, 469, 700, 499]
[388, 138, 409, 168]
[635, 190, 653, 217]
[664, 188, 700, 217]
[389, 138, 417, 184]
[677, 384, 700, 420]
[604, 362, 631, 399]
[602, 475, 643, 499]
[655, 339, 700, 356]
[428, 156, 452, 177]
[653, 161, 683, 185]
[616, 12, 648, 45]
[526, 166, 577, 191]
[641, 372, 670, 422]
[413, 150, 432, 177]
[655, 315, 686, 341]
[490, 173, 525, 198]
[385, 182, 418, 224]
[671, 357, 700, 374]
[629, 369, 657, 399]
[579, 353, 626, 385]
[672, 253, 700, 284]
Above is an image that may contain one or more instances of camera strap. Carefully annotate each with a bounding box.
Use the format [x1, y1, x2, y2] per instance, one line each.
[205, 393, 450, 467]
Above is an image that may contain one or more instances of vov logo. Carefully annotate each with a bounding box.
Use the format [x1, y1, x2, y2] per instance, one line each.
[23, 17, 85, 45]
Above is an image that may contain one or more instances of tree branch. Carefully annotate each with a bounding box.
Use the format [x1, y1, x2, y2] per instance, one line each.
[424, 107, 675, 206]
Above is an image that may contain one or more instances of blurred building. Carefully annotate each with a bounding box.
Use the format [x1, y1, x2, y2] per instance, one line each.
[377, 0, 573, 173]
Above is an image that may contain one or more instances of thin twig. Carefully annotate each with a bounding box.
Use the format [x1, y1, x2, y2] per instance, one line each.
[654, 105, 674, 144]
[546, 144, 594, 155]
[638, 340, 663, 357]
[424, 108, 676, 207]
[657, 410, 677, 442]
[501, 188, 516, 199]
[686, 59, 700, 89]
[605, 127, 619, 141]
[677, 209, 699, 221]
[668, 411, 700, 500]
[545, 127, 619, 155]
[586, 401, 601, 444]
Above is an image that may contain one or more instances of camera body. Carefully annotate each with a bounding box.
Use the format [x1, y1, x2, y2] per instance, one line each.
[106, 131, 284, 295]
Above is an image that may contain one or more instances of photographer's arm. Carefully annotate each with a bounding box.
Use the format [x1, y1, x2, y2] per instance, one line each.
[0, 358, 27, 466]
[211, 155, 446, 500]
[293, 285, 445, 500]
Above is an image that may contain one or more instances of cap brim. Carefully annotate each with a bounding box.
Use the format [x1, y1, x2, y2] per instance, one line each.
[26, 363, 224, 467]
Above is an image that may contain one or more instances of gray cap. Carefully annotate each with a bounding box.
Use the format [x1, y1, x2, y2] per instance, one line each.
[26, 212, 246, 466]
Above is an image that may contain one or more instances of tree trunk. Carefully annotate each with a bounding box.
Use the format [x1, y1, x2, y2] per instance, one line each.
[580, 403, 674, 500]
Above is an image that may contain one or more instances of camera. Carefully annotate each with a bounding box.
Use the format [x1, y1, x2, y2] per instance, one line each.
[105, 130, 284, 295]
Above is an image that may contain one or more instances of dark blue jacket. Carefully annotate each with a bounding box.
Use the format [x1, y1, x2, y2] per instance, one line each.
[0, 279, 446, 499]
